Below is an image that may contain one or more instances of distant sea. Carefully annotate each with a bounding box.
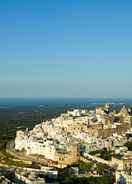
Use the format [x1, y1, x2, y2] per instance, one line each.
[0, 98, 132, 108]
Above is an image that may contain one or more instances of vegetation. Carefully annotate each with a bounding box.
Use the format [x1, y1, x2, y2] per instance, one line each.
[96, 163, 111, 175]
[58, 165, 114, 184]
[58, 175, 113, 184]
[0, 149, 31, 168]
[90, 148, 112, 161]
[0, 106, 80, 138]
[58, 161, 114, 184]
[79, 162, 93, 173]
[100, 149, 112, 161]
[71, 161, 94, 174]
[124, 141, 132, 151]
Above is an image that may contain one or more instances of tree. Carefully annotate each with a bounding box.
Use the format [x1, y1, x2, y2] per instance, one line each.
[79, 161, 93, 173]
[100, 149, 112, 161]
[125, 141, 132, 151]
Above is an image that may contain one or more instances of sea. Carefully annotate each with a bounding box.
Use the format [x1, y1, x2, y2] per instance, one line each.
[0, 98, 132, 108]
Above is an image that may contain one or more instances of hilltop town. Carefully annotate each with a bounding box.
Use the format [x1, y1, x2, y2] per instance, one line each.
[10, 104, 132, 183]
[15, 104, 131, 162]
[0, 104, 132, 183]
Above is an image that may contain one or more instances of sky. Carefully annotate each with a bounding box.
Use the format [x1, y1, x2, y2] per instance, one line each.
[0, 0, 132, 98]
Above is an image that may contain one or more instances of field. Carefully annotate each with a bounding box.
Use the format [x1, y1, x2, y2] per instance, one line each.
[0, 106, 70, 138]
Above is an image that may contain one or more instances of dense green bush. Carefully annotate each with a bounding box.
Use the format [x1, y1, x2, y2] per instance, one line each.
[125, 141, 132, 151]
[90, 149, 112, 161]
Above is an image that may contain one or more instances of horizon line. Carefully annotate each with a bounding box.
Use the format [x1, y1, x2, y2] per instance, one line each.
[0, 97, 132, 99]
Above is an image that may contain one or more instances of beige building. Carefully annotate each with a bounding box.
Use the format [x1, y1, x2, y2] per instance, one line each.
[53, 144, 80, 168]
[116, 152, 132, 184]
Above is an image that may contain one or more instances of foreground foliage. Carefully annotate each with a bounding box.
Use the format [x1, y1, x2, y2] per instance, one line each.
[125, 141, 132, 151]
[58, 161, 114, 184]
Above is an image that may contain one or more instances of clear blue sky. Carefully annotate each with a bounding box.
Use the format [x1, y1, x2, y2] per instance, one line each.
[0, 0, 132, 98]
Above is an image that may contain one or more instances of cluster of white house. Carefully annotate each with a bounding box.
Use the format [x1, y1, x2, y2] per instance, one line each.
[15, 105, 132, 168]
